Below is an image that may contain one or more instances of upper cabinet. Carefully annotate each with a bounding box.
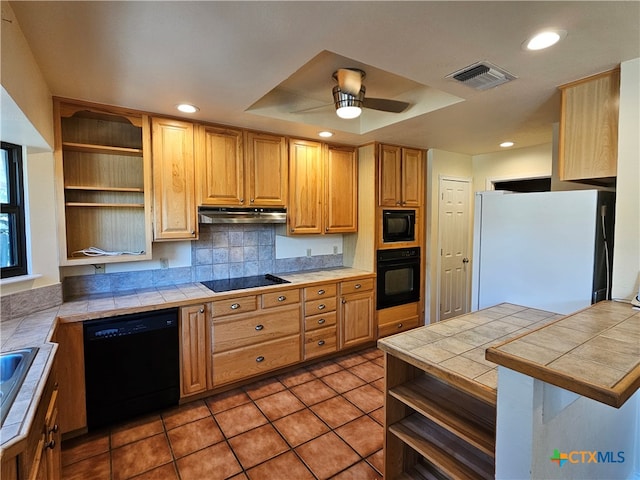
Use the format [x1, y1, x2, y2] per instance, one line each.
[559, 68, 620, 183]
[378, 144, 423, 207]
[288, 140, 358, 235]
[197, 127, 287, 208]
[54, 98, 152, 265]
[151, 118, 197, 241]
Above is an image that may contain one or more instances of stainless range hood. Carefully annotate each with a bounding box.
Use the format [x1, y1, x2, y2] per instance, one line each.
[198, 206, 287, 224]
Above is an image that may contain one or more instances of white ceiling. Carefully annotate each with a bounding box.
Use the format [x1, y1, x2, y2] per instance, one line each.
[8, 1, 640, 155]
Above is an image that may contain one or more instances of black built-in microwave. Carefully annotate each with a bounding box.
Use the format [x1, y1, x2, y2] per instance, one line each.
[382, 209, 416, 243]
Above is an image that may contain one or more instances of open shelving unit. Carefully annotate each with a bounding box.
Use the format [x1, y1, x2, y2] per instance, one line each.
[384, 354, 496, 480]
[54, 99, 152, 266]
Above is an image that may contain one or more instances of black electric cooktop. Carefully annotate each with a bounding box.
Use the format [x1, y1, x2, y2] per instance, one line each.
[201, 274, 290, 293]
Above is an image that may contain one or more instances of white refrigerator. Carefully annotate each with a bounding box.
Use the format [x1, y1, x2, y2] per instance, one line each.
[471, 189, 615, 315]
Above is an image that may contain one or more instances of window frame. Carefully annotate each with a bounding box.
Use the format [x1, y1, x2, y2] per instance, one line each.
[1, 141, 28, 278]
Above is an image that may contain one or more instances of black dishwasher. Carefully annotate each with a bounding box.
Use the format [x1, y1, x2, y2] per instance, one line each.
[83, 308, 179, 430]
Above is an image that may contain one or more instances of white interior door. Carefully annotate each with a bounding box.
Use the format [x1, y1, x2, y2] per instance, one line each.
[439, 178, 471, 321]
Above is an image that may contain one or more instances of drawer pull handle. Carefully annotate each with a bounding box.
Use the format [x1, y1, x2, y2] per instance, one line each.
[318, 318, 325, 325]
[317, 304, 326, 310]
[45, 440, 56, 450]
[230, 303, 240, 310]
[318, 340, 325, 346]
[256, 356, 265, 363]
[255, 324, 264, 331]
[397, 323, 403, 329]
[354, 283, 362, 289]
[278, 295, 286, 302]
[318, 289, 325, 295]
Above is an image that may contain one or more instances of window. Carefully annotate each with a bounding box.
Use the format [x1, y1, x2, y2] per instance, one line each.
[1, 142, 27, 278]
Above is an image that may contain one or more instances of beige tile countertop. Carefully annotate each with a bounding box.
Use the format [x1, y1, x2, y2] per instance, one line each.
[486, 300, 640, 408]
[0, 267, 373, 453]
[377, 303, 562, 405]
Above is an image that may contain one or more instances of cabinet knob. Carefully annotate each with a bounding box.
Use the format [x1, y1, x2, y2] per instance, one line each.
[317, 289, 325, 295]
[341, 299, 347, 304]
[255, 324, 264, 331]
[278, 295, 286, 302]
[318, 340, 325, 346]
[256, 356, 265, 363]
[325, 227, 329, 232]
[240, 198, 245, 204]
[397, 323, 403, 329]
[49, 424, 59, 434]
[191, 230, 195, 235]
[45, 440, 56, 450]
[250, 198, 255, 203]
[199, 308, 205, 314]
[230, 303, 240, 310]
[318, 318, 325, 325]
[354, 283, 361, 289]
[290, 228, 295, 233]
[317, 304, 326, 310]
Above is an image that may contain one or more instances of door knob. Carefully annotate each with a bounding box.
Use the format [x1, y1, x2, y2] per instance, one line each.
[462, 257, 469, 264]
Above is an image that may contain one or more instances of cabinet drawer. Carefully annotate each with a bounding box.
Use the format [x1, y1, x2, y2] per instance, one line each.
[213, 304, 300, 352]
[341, 278, 374, 295]
[304, 311, 337, 332]
[212, 296, 257, 316]
[305, 296, 337, 315]
[377, 302, 420, 325]
[262, 288, 300, 309]
[212, 334, 301, 385]
[304, 326, 337, 360]
[304, 283, 337, 301]
[378, 316, 420, 338]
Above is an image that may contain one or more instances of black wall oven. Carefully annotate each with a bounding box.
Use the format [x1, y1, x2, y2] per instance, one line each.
[382, 209, 416, 243]
[377, 247, 421, 309]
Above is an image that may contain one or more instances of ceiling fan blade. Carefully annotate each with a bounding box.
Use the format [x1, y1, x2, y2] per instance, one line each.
[336, 69, 363, 96]
[363, 97, 410, 113]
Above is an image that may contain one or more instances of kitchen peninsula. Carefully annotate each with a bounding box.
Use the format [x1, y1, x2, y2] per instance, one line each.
[378, 301, 640, 479]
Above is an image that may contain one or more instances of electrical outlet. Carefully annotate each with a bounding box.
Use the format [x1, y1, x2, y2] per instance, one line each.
[306, 248, 312, 257]
[160, 258, 169, 269]
[94, 264, 105, 274]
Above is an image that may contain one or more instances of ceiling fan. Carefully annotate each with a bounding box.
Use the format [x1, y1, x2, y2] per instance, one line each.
[297, 68, 411, 119]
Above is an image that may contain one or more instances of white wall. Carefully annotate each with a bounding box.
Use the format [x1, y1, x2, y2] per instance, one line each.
[612, 58, 640, 302]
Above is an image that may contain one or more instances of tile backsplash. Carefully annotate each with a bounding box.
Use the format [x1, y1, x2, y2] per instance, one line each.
[62, 224, 343, 299]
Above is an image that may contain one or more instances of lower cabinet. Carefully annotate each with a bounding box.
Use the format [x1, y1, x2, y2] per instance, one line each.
[303, 283, 338, 360]
[179, 303, 211, 397]
[2, 362, 62, 480]
[339, 278, 375, 349]
[378, 302, 421, 338]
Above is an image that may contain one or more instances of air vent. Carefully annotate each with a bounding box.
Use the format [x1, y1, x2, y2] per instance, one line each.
[447, 61, 516, 90]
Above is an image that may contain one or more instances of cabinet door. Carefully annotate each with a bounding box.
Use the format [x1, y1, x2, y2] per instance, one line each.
[180, 304, 210, 397]
[288, 139, 323, 234]
[151, 118, 197, 240]
[245, 132, 288, 207]
[378, 144, 402, 206]
[401, 148, 424, 207]
[198, 125, 244, 206]
[559, 69, 619, 181]
[325, 146, 357, 233]
[339, 291, 375, 349]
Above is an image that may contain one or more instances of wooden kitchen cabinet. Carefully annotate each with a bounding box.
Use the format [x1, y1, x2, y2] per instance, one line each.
[339, 278, 375, 349]
[378, 144, 423, 207]
[559, 68, 620, 183]
[378, 302, 421, 338]
[303, 283, 338, 359]
[288, 140, 357, 235]
[53, 98, 153, 265]
[244, 131, 288, 207]
[151, 117, 197, 240]
[179, 303, 211, 397]
[211, 289, 301, 386]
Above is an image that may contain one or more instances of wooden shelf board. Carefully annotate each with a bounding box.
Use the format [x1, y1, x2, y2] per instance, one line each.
[65, 202, 145, 208]
[62, 142, 143, 156]
[65, 186, 144, 193]
[389, 414, 494, 480]
[390, 374, 495, 457]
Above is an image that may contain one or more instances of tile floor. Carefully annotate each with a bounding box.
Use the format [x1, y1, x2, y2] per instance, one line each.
[61, 347, 385, 480]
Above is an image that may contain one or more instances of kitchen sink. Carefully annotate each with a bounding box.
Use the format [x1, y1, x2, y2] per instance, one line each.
[0, 347, 38, 426]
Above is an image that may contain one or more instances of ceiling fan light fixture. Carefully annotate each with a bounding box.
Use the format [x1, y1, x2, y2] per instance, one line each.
[333, 85, 364, 119]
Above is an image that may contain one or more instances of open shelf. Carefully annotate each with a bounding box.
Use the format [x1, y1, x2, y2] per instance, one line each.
[389, 374, 495, 457]
[65, 203, 145, 208]
[390, 413, 494, 480]
[62, 142, 143, 156]
[64, 186, 144, 192]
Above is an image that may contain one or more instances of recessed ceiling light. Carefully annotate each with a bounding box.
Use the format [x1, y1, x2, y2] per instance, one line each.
[524, 30, 566, 51]
[318, 131, 334, 138]
[176, 103, 199, 113]
[500, 141, 515, 148]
